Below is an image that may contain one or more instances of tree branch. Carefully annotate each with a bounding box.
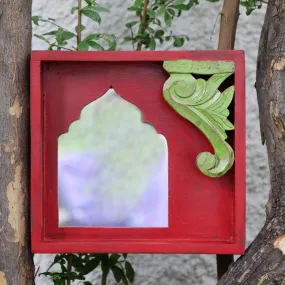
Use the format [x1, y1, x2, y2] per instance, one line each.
[137, 0, 149, 51]
[67, 254, 72, 285]
[77, 0, 82, 46]
[218, 0, 240, 50]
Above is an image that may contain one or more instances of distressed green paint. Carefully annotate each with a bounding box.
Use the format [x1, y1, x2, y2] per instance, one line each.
[163, 60, 235, 75]
[163, 60, 235, 178]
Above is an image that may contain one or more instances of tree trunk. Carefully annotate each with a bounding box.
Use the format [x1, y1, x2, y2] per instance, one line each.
[218, 1, 285, 284]
[0, 0, 35, 284]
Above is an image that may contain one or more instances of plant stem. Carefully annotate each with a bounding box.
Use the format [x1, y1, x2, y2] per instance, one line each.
[137, 0, 149, 51]
[67, 254, 73, 285]
[130, 27, 135, 50]
[50, 44, 74, 51]
[101, 271, 108, 285]
[77, 0, 82, 46]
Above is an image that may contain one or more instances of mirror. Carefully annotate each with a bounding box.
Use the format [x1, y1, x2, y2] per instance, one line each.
[58, 89, 168, 227]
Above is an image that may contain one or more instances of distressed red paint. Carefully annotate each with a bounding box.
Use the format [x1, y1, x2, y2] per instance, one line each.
[31, 51, 245, 254]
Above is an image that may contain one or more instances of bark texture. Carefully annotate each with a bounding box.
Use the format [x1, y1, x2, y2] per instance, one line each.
[0, 0, 35, 284]
[218, 1, 285, 284]
[218, 0, 240, 50]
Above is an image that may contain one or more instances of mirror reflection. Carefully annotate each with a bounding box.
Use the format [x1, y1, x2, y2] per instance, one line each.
[58, 89, 168, 227]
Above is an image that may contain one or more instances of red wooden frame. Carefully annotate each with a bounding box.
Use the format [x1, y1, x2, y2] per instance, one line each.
[31, 51, 245, 254]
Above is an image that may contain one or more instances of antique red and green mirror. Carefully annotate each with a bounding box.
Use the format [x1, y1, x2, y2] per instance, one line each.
[31, 50, 245, 253]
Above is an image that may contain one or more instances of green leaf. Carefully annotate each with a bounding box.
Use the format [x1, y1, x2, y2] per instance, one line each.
[71, 6, 78, 14]
[80, 256, 101, 274]
[93, 5, 110, 12]
[109, 254, 121, 265]
[111, 266, 123, 282]
[121, 274, 129, 285]
[32, 16, 41, 26]
[75, 25, 86, 33]
[173, 0, 186, 4]
[171, 4, 191, 10]
[51, 273, 61, 281]
[54, 254, 65, 264]
[164, 11, 172, 26]
[83, 34, 100, 41]
[62, 31, 76, 41]
[34, 34, 49, 43]
[125, 261, 135, 283]
[82, 8, 101, 24]
[124, 37, 134, 42]
[84, 0, 94, 5]
[78, 42, 90, 50]
[149, 39, 156, 50]
[60, 264, 67, 273]
[156, 5, 165, 16]
[55, 28, 64, 44]
[122, 254, 128, 259]
[43, 30, 57, 36]
[153, 18, 162, 26]
[146, 27, 155, 34]
[167, 8, 176, 16]
[83, 282, 93, 285]
[55, 29, 75, 44]
[246, 8, 254, 15]
[126, 21, 138, 28]
[103, 35, 117, 50]
[147, 9, 156, 17]
[173, 37, 185, 47]
[87, 41, 104, 50]
[127, 6, 141, 12]
[155, 30, 165, 37]
[69, 254, 82, 272]
[134, 0, 143, 7]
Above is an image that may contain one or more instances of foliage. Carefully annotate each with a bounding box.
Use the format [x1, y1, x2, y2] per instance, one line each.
[124, 0, 265, 50]
[32, 0, 116, 51]
[125, 0, 197, 50]
[39, 253, 135, 285]
[240, 0, 264, 15]
[33, 0, 265, 51]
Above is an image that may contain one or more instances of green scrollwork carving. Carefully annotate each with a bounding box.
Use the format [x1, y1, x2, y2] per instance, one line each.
[163, 60, 235, 178]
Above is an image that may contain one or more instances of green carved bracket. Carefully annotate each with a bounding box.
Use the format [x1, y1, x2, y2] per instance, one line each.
[163, 60, 235, 178]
